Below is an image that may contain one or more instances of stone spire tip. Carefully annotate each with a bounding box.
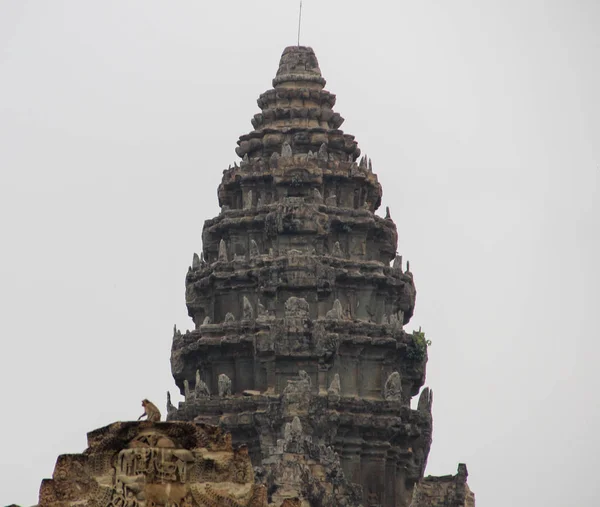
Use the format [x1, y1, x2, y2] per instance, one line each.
[273, 46, 326, 88]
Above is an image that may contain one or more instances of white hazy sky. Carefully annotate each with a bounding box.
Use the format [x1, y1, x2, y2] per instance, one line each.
[1, 1, 598, 506]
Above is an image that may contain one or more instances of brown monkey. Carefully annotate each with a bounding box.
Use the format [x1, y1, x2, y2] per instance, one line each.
[138, 399, 161, 422]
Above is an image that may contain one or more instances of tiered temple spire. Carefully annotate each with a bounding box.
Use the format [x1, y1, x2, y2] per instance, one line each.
[169, 46, 429, 507]
[33, 46, 474, 507]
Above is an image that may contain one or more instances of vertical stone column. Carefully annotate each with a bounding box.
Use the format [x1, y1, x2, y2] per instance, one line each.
[338, 438, 362, 487]
[361, 441, 390, 506]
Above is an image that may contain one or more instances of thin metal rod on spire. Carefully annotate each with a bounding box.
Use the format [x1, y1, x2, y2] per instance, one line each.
[297, 0, 303, 46]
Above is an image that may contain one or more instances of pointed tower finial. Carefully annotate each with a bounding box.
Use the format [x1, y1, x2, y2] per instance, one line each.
[297, 1, 303, 47]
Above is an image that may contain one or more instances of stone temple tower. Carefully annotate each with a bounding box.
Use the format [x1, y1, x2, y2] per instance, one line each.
[168, 46, 442, 507]
[32, 46, 474, 507]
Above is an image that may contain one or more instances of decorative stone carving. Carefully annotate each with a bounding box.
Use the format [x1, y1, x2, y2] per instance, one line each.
[218, 373, 232, 397]
[359, 155, 368, 171]
[194, 370, 210, 398]
[166, 391, 176, 416]
[318, 142, 328, 161]
[281, 142, 293, 158]
[284, 416, 303, 445]
[173, 325, 182, 338]
[218, 239, 228, 262]
[313, 188, 323, 204]
[384, 371, 402, 401]
[243, 296, 254, 320]
[283, 371, 311, 398]
[256, 299, 268, 321]
[270, 151, 279, 168]
[327, 373, 341, 400]
[201, 316, 211, 326]
[250, 239, 260, 258]
[325, 194, 337, 206]
[325, 299, 343, 319]
[393, 254, 403, 271]
[192, 252, 201, 269]
[183, 379, 192, 401]
[37, 421, 265, 507]
[224, 312, 235, 323]
[332, 241, 344, 257]
[284, 296, 309, 318]
[418, 387, 433, 414]
[244, 189, 253, 209]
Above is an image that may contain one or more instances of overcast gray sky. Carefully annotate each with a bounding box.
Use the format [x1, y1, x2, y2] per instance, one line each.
[1, 1, 598, 505]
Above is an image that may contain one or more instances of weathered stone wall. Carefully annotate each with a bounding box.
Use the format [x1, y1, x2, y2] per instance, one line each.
[410, 465, 475, 507]
[38, 421, 266, 507]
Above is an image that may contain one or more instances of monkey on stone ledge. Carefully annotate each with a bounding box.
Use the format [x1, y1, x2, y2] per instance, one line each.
[138, 399, 161, 422]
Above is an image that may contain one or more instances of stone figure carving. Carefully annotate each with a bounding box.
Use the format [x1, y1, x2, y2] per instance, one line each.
[218, 373, 232, 397]
[250, 239, 260, 258]
[325, 194, 337, 206]
[284, 416, 304, 443]
[244, 190, 253, 209]
[218, 239, 228, 262]
[283, 370, 311, 396]
[325, 299, 343, 319]
[138, 399, 161, 422]
[384, 371, 402, 402]
[243, 296, 254, 320]
[256, 299, 268, 321]
[327, 374, 341, 400]
[184, 379, 192, 401]
[287, 249, 303, 264]
[195, 370, 210, 398]
[313, 188, 323, 204]
[281, 142, 293, 158]
[202, 316, 211, 326]
[281, 416, 305, 454]
[192, 252, 201, 269]
[298, 370, 311, 389]
[332, 241, 343, 258]
[284, 296, 310, 318]
[318, 142, 328, 161]
[270, 151, 279, 168]
[393, 254, 402, 271]
[224, 312, 235, 323]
